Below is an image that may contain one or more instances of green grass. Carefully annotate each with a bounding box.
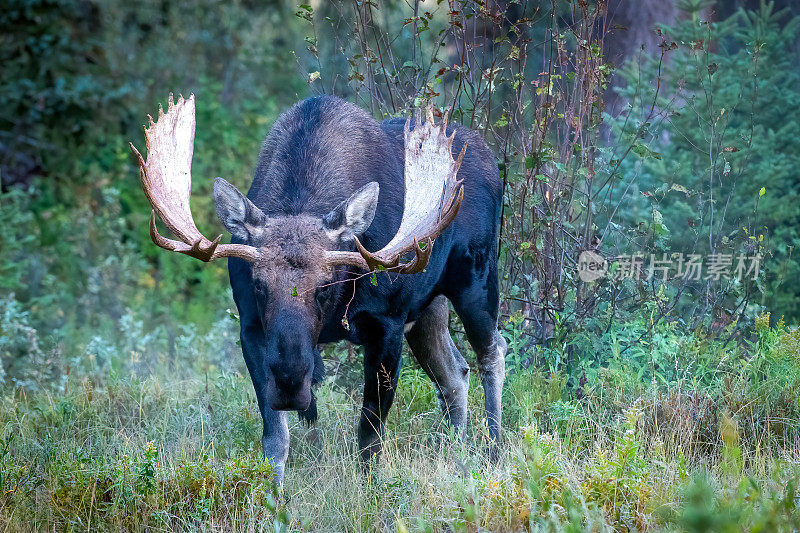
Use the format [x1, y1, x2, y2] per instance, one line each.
[2, 321, 800, 532]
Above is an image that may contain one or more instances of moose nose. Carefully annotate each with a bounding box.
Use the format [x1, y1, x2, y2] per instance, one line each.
[268, 357, 313, 411]
[265, 309, 315, 410]
[268, 369, 312, 411]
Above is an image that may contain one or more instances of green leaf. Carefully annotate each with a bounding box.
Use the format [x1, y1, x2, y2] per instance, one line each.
[524, 156, 535, 169]
[632, 142, 661, 160]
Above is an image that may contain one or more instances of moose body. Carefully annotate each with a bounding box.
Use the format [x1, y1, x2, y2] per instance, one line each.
[132, 94, 506, 482]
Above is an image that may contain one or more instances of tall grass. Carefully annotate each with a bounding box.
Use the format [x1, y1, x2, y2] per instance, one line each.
[2, 316, 800, 531]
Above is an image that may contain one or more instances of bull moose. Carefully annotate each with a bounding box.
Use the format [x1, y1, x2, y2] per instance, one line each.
[130, 94, 506, 481]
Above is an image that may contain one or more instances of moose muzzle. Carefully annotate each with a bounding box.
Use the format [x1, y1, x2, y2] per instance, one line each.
[267, 366, 313, 411]
[263, 309, 315, 411]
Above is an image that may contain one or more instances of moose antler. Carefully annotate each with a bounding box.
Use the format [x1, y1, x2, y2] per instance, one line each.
[130, 94, 260, 262]
[325, 108, 465, 274]
[133, 96, 462, 273]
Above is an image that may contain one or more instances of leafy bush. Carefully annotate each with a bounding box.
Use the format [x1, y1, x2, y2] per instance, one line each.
[610, 1, 800, 322]
[0, 295, 48, 389]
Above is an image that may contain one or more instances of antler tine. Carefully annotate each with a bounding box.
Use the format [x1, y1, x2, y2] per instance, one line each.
[146, 211, 224, 262]
[440, 108, 449, 133]
[454, 139, 467, 169]
[130, 141, 145, 169]
[398, 238, 433, 274]
[352, 238, 399, 271]
[132, 93, 260, 263]
[426, 107, 435, 125]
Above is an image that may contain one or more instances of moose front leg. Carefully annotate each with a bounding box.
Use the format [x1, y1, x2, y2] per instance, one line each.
[240, 324, 290, 483]
[261, 408, 290, 482]
[357, 322, 404, 463]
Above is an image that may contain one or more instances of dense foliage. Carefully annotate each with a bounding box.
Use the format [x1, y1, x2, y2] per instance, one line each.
[610, 0, 800, 321]
[2, 314, 800, 530]
[1, 0, 305, 337]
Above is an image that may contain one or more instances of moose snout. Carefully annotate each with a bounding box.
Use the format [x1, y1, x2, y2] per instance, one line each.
[267, 365, 313, 411]
[262, 308, 317, 411]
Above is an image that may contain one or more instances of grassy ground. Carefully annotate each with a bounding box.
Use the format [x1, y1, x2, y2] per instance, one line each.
[2, 321, 800, 531]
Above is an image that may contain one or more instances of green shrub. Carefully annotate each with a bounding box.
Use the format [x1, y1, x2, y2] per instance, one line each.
[609, 1, 800, 322]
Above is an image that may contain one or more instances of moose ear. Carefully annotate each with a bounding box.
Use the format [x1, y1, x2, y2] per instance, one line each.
[213, 177, 267, 240]
[322, 181, 379, 243]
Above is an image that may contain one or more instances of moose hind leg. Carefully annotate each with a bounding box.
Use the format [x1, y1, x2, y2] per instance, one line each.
[477, 328, 506, 449]
[405, 295, 470, 433]
[450, 273, 506, 454]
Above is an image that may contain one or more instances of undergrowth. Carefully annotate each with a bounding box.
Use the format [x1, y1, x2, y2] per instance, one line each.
[1, 313, 799, 531]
